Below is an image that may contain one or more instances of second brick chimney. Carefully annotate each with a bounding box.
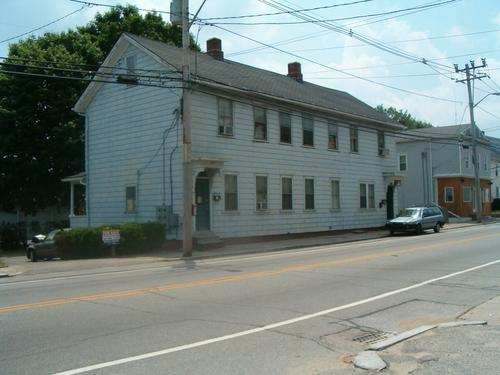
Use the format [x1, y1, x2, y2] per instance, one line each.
[207, 38, 224, 61]
[287, 62, 303, 83]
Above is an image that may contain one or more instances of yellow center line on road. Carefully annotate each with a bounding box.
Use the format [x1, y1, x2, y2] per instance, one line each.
[1, 232, 498, 314]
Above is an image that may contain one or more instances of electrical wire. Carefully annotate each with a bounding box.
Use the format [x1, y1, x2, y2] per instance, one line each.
[0, 5, 90, 44]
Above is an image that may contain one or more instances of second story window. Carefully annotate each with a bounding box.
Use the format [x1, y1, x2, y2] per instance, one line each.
[350, 126, 359, 152]
[302, 114, 314, 147]
[465, 148, 470, 169]
[279, 112, 291, 144]
[328, 122, 338, 150]
[218, 98, 233, 136]
[377, 131, 386, 156]
[254, 107, 267, 141]
[256, 176, 268, 210]
[399, 154, 407, 172]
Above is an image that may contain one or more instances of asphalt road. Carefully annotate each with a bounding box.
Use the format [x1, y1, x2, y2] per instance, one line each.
[1, 224, 500, 375]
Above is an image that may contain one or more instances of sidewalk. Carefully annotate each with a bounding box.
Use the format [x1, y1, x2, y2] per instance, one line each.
[0, 219, 497, 279]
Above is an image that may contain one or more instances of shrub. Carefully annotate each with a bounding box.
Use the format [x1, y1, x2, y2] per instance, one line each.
[54, 222, 166, 259]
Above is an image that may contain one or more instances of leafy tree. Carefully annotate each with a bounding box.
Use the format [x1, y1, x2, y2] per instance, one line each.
[376, 105, 433, 129]
[0, 5, 193, 214]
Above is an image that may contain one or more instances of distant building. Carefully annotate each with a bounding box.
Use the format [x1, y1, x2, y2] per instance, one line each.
[396, 125, 491, 217]
[70, 33, 404, 241]
[488, 136, 500, 201]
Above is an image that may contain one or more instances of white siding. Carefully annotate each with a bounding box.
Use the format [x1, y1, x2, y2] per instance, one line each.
[191, 91, 396, 238]
[85, 45, 183, 231]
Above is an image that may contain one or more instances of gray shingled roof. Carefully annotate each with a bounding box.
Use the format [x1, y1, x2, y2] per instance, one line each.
[126, 33, 397, 126]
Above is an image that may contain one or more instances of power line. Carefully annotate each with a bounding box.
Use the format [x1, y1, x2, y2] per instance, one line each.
[0, 5, 89, 44]
[202, 1, 458, 25]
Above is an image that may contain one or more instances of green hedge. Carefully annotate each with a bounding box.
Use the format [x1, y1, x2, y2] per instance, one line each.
[55, 222, 166, 259]
[492, 198, 500, 211]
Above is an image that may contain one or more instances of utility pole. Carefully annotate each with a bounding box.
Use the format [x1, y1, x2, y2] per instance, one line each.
[171, 0, 192, 256]
[455, 59, 487, 223]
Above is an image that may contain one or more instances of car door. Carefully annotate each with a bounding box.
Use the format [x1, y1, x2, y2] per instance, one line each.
[422, 208, 432, 229]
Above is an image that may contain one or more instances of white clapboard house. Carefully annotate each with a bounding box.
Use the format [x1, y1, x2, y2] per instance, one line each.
[70, 33, 403, 241]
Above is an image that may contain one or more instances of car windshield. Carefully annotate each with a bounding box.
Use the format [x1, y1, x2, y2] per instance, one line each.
[45, 230, 60, 241]
[403, 208, 421, 218]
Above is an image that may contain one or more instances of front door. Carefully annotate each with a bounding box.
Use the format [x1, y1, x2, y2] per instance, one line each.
[195, 178, 210, 231]
[386, 185, 394, 220]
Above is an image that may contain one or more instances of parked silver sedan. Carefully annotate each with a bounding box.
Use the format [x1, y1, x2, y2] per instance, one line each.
[26, 229, 68, 262]
[387, 207, 445, 235]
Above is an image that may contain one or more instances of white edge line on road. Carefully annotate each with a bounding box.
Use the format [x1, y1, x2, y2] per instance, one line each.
[52, 258, 500, 375]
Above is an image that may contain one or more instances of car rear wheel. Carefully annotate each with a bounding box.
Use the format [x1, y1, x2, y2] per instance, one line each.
[434, 223, 441, 233]
[28, 250, 37, 262]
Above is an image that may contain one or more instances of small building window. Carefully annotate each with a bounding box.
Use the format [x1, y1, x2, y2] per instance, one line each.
[399, 154, 407, 172]
[377, 131, 386, 156]
[125, 186, 136, 212]
[496, 186, 499, 198]
[331, 180, 340, 209]
[256, 176, 268, 210]
[282, 177, 293, 210]
[484, 155, 488, 171]
[224, 175, 238, 211]
[328, 122, 338, 150]
[482, 188, 490, 203]
[463, 186, 472, 202]
[305, 178, 315, 210]
[254, 107, 267, 141]
[126, 55, 136, 75]
[279, 112, 292, 144]
[218, 98, 233, 136]
[465, 149, 470, 169]
[360, 183, 375, 209]
[302, 114, 314, 147]
[444, 187, 454, 203]
[350, 126, 359, 153]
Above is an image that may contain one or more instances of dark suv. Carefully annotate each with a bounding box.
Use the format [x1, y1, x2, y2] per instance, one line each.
[387, 207, 445, 235]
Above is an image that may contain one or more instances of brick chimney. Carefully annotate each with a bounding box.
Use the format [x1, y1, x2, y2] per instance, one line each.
[206, 38, 224, 61]
[287, 62, 303, 83]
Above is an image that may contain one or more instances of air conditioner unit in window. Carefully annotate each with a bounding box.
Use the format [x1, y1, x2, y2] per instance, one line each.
[379, 148, 390, 156]
[219, 126, 233, 136]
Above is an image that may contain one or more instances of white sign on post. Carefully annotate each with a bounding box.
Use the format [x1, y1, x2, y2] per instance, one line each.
[102, 229, 120, 245]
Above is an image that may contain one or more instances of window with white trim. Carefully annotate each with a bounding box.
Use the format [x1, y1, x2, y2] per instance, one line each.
[331, 180, 340, 209]
[224, 175, 238, 211]
[463, 186, 472, 202]
[350, 126, 359, 152]
[305, 178, 315, 210]
[444, 187, 454, 203]
[279, 112, 291, 144]
[398, 154, 407, 172]
[253, 106, 267, 141]
[360, 183, 375, 209]
[328, 121, 338, 150]
[218, 98, 233, 136]
[125, 186, 136, 213]
[302, 114, 314, 146]
[256, 176, 268, 210]
[282, 177, 293, 210]
[377, 131, 386, 156]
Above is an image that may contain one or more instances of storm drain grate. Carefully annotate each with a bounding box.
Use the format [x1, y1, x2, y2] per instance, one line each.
[352, 331, 395, 345]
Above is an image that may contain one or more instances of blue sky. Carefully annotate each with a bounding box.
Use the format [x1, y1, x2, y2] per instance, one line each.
[1, 0, 500, 136]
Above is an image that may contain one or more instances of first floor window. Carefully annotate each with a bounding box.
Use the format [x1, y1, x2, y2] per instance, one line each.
[360, 183, 375, 209]
[482, 188, 490, 203]
[331, 180, 340, 209]
[256, 176, 268, 210]
[282, 177, 293, 210]
[224, 175, 238, 211]
[305, 178, 315, 210]
[463, 186, 472, 202]
[125, 186, 136, 212]
[444, 187, 454, 203]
